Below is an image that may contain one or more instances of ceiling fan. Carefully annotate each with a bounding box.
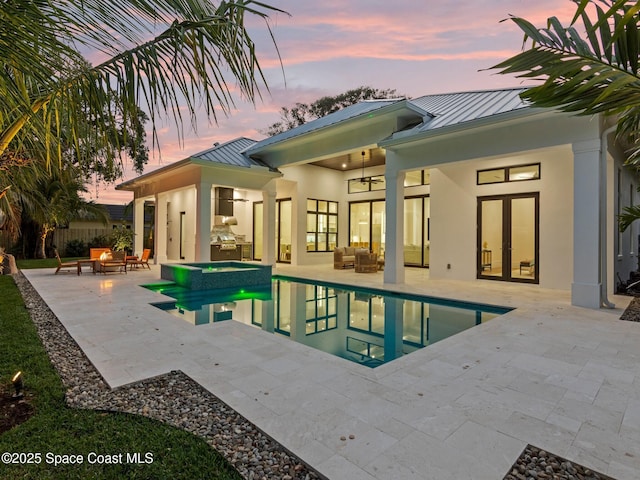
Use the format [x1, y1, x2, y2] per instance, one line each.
[350, 151, 383, 185]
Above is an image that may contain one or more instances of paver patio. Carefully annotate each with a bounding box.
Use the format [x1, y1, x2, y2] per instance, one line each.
[22, 264, 640, 480]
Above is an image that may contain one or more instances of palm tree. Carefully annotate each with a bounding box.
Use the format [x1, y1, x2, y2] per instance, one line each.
[491, 0, 640, 230]
[1, 0, 284, 169]
[11, 163, 109, 259]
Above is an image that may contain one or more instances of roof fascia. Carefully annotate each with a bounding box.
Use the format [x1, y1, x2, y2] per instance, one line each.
[116, 157, 282, 192]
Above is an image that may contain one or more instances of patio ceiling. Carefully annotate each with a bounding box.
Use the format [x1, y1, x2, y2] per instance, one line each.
[310, 147, 386, 171]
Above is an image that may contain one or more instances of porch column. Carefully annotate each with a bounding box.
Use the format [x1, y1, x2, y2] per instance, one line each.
[572, 139, 602, 308]
[133, 197, 145, 256]
[195, 181, 212, 262]
[262, 184, 277, 265]
[154, 193, 168, 263]
[384, 157, 405, 285]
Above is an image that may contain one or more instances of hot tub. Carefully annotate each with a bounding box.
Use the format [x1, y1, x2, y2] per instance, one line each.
[160, 261, 272, 290]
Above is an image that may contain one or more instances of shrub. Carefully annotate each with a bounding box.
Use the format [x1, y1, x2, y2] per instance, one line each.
[88, 234, 111, 249]
[64, 239, 88, 257]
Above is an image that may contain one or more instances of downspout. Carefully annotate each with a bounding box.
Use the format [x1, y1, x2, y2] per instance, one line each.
[600, 125, 617, 308]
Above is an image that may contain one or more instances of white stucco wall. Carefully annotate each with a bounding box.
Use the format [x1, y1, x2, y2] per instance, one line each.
[429, 146, 574, 290]
[165, 187, 197, 261]
[280, 164, 348, 265]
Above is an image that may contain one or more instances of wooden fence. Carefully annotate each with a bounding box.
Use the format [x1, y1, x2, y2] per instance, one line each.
[52, 228, 114, 252]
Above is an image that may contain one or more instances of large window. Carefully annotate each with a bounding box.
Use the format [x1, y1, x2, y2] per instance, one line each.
[307, 199, 338, 252]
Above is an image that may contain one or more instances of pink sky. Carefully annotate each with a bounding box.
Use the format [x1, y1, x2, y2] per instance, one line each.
[88, 0, 578, 204]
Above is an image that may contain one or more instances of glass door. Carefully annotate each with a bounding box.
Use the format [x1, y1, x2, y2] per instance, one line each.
[404, 196, 430, 267]
[477, 193, 539, 283]
[277, 198, 292, 263]
[253, 202, 263, 261]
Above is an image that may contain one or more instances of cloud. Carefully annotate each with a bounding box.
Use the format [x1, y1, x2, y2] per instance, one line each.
[91, 0, 585, 201]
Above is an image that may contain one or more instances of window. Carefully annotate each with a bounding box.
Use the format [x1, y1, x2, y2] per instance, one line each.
[477, 163, 540, 185]
[348, 176, 386, 193]
[404, 169, 430, 187]
[307, 199, 338, 252]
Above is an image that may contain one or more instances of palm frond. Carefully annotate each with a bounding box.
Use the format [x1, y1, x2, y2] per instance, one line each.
[491, 0, 640, 163]
[1, 0, 287, 165]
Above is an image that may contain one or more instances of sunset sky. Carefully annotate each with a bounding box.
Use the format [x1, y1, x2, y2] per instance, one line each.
[91, 0, 578, 203]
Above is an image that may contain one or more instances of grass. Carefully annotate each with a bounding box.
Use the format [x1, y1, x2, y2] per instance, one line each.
[17, 257, 80, 270]
[0, 275, 243, 480]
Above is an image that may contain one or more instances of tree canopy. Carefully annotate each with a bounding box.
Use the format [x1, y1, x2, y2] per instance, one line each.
[1, 0, 284, 170]
[261, 86, 403, 136]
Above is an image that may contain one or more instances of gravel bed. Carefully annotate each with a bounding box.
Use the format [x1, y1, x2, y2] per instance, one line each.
[619, 296, 640, 322]
[13, 272, 324, 480]
[503, 445, 614, 480]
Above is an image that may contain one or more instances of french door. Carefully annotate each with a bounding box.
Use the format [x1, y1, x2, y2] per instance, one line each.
[477, 193, 539, 283]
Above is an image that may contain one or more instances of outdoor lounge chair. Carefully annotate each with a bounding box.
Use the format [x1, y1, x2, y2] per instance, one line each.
[54, 249, 78, 274]
[127, 248, 151, 270]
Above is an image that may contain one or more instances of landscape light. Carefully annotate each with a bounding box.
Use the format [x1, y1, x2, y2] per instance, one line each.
[12, 371, 23, 398]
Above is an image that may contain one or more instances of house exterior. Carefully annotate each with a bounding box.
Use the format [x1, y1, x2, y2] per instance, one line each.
[117, 87, 639, 309]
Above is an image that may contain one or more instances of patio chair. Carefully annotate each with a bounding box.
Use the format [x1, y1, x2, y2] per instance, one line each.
[54, 249, 78, 275]
[355, 250, 378, 273]
[127, 248, 151, 270]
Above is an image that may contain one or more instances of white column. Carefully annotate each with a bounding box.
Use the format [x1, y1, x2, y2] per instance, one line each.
[572, 139, 602, 308]
[262, 185, 277, 265]
[133, 197, 145, 256]
[195, 182, 212, 262]
[154, 193, 168, 263]
[383, 158, 405, 285]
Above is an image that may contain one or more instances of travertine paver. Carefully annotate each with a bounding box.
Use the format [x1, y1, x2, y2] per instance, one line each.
[22, 264, 640, 480]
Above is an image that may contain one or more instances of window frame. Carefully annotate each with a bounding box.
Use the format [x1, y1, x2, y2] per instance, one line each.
[477, 163, 541, 185]
[306, 198, 338, 252]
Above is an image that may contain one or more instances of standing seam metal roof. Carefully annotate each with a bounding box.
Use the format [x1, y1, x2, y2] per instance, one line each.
[408, 87, 530, 132]
[190, 137, 267, 168]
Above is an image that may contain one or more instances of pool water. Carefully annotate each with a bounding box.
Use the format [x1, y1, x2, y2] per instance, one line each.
[147, 276, 511, 368]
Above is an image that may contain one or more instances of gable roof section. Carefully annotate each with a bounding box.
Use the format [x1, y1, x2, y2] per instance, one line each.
[190, 137, 272, 169]
[245, 99, 404, 154]
[381, 88, 533, 146]
[411, 87, 529, 130]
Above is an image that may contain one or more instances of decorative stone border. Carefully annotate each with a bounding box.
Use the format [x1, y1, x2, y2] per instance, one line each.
[13, 272, 324, 480]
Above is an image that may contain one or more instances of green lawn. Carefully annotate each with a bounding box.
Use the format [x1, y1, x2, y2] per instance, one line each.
[0, 275, 242, 480]
[17, 257, 80, 270]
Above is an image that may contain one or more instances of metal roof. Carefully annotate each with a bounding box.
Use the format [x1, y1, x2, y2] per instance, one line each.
[409, 87, 530, 132]
[245, 99, 401, 153]
[190, 137, 270, 168]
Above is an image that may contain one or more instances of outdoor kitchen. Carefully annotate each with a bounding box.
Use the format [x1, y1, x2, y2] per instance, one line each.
[210, 187, 252, 261]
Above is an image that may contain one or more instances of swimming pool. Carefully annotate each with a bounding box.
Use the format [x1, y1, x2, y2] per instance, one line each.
[147, 276, 511, 368]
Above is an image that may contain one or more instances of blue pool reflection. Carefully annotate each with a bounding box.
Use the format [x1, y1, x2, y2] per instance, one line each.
[148, 276, 511, 368]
